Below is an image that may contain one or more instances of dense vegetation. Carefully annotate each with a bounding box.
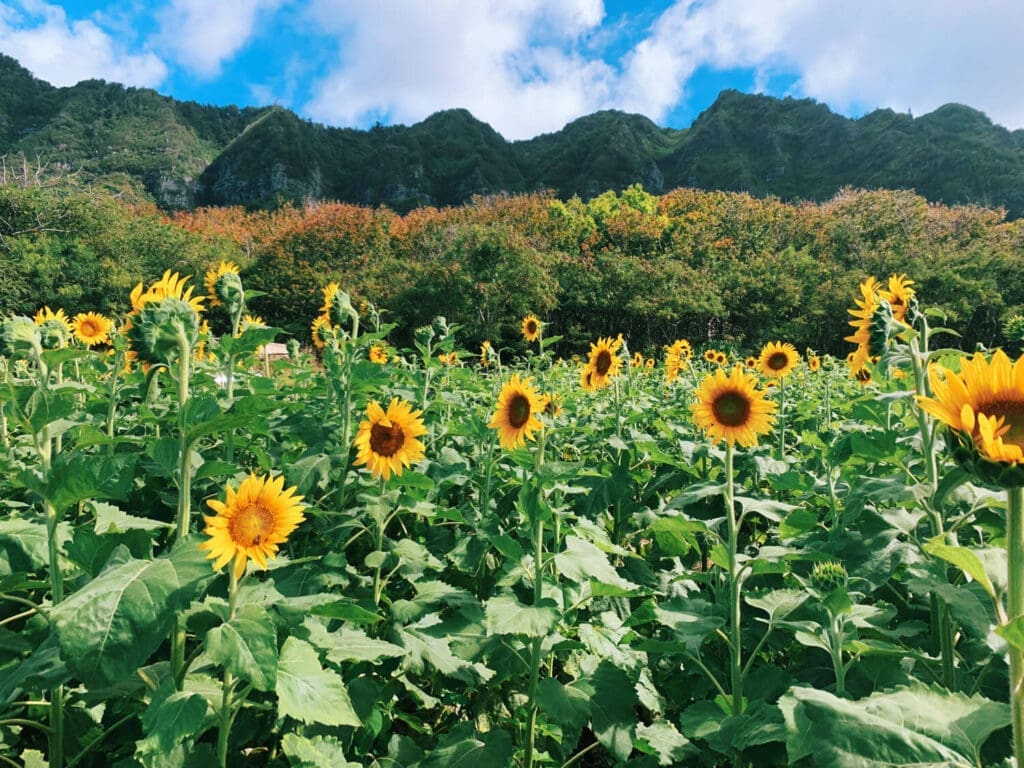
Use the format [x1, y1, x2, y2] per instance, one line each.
[0, 178, 1021, 357]
[2, 260, 1024, 767]
[3, 53, 1024, 215]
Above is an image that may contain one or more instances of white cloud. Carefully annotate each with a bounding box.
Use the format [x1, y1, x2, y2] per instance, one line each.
[622, 0, 1024, 129]
[304, 0, 618, 140]
[0, 1, 166, 88]
[303, 0, 1024, 138]
[155, 0, 285, 79]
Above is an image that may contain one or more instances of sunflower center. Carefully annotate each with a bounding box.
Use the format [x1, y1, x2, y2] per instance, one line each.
[595, 350, 612, 376]
[508, 394, 532, 428]
[229, 504, 275, 548]
[526, 320, 537, 335]
[711, 391, 751, 428]
[370, 421, 406, 457]
[767, 352, 788, 370]
[979, 400, 1024, 447]
[82, 320, 98, 336]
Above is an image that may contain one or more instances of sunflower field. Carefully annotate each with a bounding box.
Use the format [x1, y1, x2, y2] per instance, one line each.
[2, 264, 1024, 768]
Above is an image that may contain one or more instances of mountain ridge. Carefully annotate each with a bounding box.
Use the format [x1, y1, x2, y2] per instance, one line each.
[1, 53, 1023, 217]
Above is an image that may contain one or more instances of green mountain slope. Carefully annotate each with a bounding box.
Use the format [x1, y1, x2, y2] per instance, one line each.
[2, 53, 1024, 216]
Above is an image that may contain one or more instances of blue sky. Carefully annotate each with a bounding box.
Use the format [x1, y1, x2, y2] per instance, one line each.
[0, 1, 1020, 140]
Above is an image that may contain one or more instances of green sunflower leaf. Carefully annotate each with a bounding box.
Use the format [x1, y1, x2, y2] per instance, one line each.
[484, 593, 559, 638]
[280, 733, 357, 768]
[276, 637, 361, 727]
[205, 605, 278, 691]
[51, 540, 212, 686]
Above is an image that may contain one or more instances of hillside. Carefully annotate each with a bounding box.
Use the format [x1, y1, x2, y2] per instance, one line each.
[2, 53, 1023, 216]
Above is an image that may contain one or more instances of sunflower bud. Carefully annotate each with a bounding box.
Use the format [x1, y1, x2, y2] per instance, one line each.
[414, 324, 435, 347]
[810, 560, 849, 593]
[286, 338, 300, 360]
[869, 301, 897, 356]
[328, 288, 358, 328]
[432, 316, 451, 338]
[1, 316, 42, 357]
[215, 271, 245, 316]
[126, 298, 200, 365]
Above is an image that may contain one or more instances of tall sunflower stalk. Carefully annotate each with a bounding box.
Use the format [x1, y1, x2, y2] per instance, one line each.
[2, 317, 66, 767]
[757, 341, 799, 460]
[316, 283, 362, 510]
[521, 313, 543, 367]
[691, 365, 777, 764]
[200, 473, 306, 768]
[488, 373, 549, 768]
[847, 274, 959, 685]
[0, 357, 9, 450]
[917, 350, 1024, 761]
[126, 273, 206, 690]
[351, 397, 428, 606]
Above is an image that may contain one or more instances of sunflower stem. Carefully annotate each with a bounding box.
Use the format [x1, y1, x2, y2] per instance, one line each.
[44, 471, 65, 768]
[724, 442, 744, 718]
[1006, 485, 1024, 767]
[29, 340, 65, 768]
[479, 430, 496, 518]
[0, 360, 9, 451]
[829, 613, 848, 697]
[776, 377, 787, 459]
[171, 328, 193, 691]
[105, 347, 124, 455]
[524, 430, 547, 768]
[216, 569, 240, 768]
[373, 477, 387, 607]
[909, 330, 957, 687]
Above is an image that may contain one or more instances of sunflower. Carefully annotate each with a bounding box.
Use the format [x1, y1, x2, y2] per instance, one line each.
[369, 345, 389, 364]
[72, 311, 113, 347]
[521, 314, 541, 343]
[703, 349, 717, 363]
[645, 358, 654, 370]
[715, 352, 728, 366]
[917, 350, 1024, 464]
[845, 276, 881, 373]
[808, 356, 821, 372]
[585, 336, 623, 389]
[665, 340, 690, 384]
[879, 273, 915, 324]
[479, 340, 493, 368]
[199, 474, 306, 581]
[744, 356, 757, 369]
[580, 365, 598, 392]
[489, 373, 546, 449]
[757, 341, 799, 379]
[237, 314, 266, 334]
[320, 282, 341, 315]
[311, 315, 332, 349]
[129, 270, 205, 315]
[437, 351, 459, 366]
[34, 306, 72, 332]
[204, 260, 240, 306]
[194, 319, 215, 364]
[631, 351, 644, 368]
[691, 365, 778, 448]
[543, 393, 561, 417]
[353, 398, 428, 480]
